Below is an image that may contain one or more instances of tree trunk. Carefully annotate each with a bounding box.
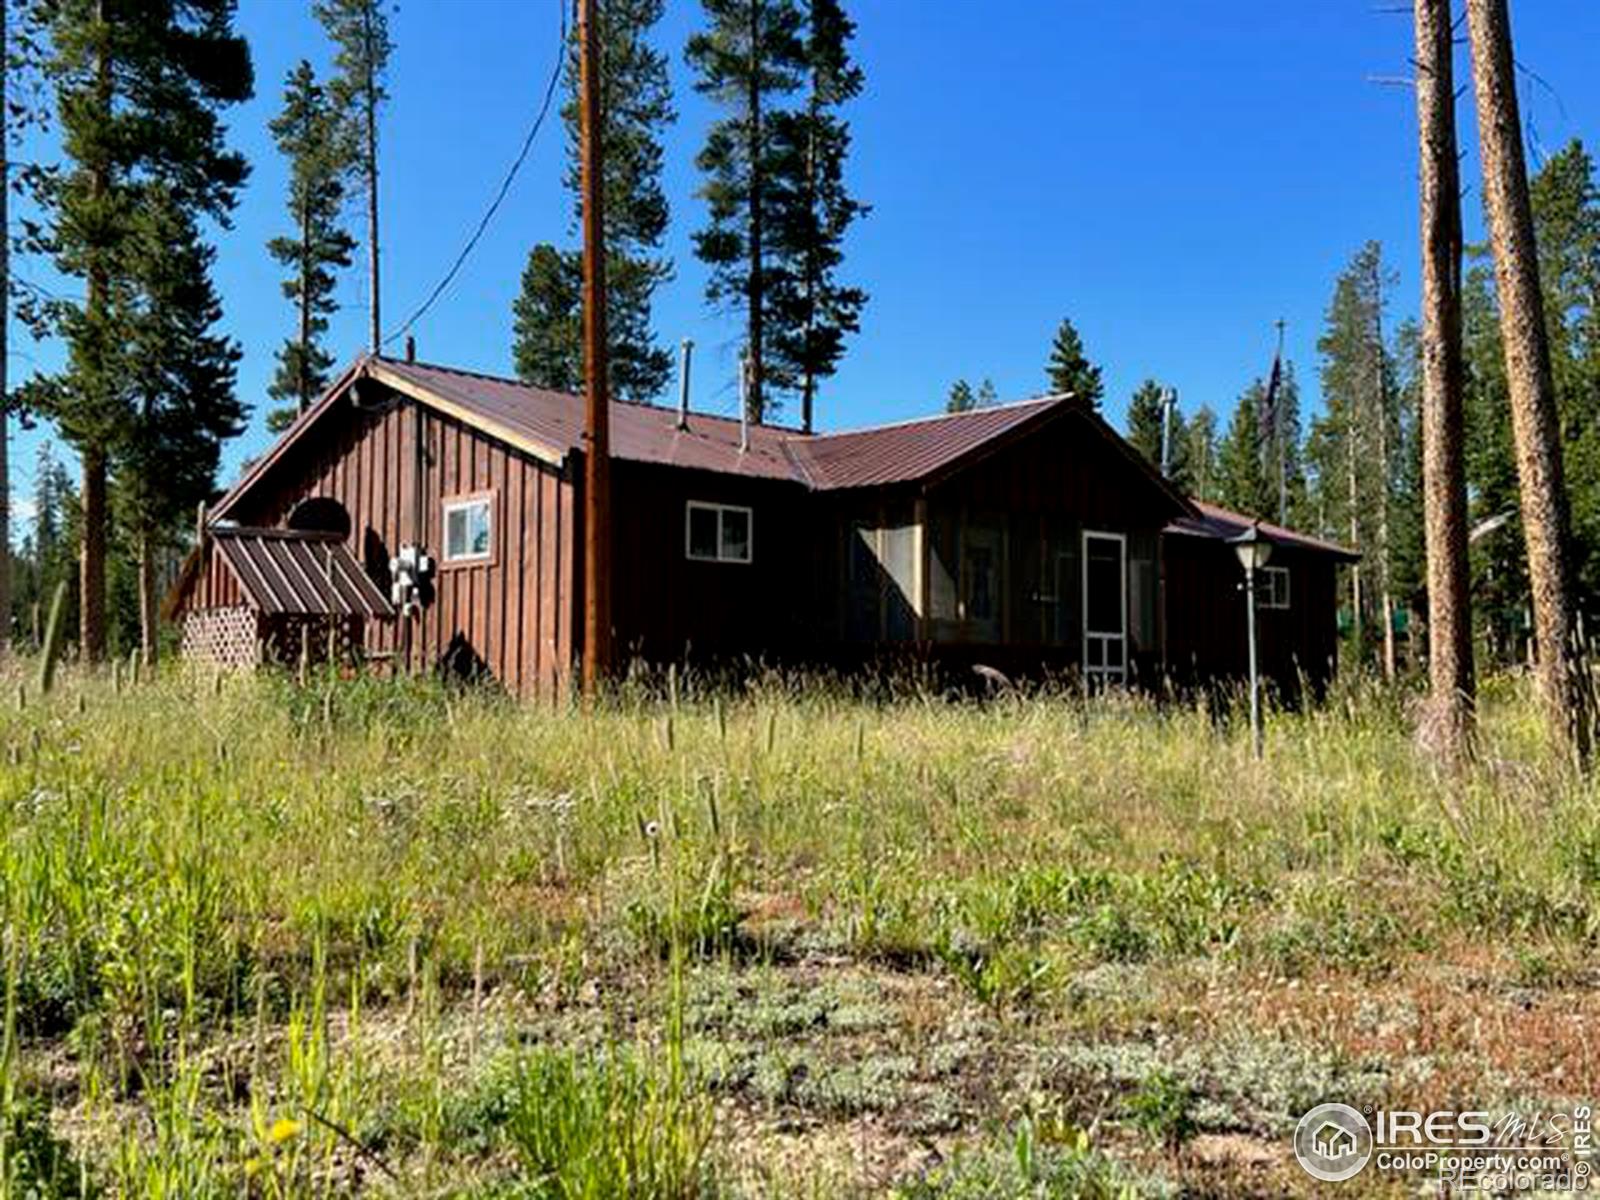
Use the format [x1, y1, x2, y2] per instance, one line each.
[299, 192, 313, 412]
[800, 72, 819, 434]
[1415, 0, 1476, 762]
[80, 0, 110, 664]
[137, 526, 157, 667]
[80, 444, 107, 662]
[0, 0, 10, 655]
[1372, 264, 1397, 680]
[364, 5, 381, 354]
[1466, 0, 1589, 763]
[1345, 408, 1364, 656]
[745, 0, 764, 423]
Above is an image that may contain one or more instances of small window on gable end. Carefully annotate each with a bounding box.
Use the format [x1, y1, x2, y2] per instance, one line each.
[686, 501, 753, 564]
[444, 494, 493, 564]
[1259, 565, 1290, 610]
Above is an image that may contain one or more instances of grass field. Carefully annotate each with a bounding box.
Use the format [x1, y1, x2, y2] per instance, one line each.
[1, 663, 1596, 1197]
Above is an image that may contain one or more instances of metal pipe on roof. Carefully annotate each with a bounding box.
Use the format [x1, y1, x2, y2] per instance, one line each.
[738, 352, 750, 454]
[677, 338, 693, 431]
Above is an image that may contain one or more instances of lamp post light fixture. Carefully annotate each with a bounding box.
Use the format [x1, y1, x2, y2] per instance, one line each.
[1230, 522, 1274, 759]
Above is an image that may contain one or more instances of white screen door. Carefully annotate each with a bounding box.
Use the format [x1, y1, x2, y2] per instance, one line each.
[1082, 531, 1127, 686]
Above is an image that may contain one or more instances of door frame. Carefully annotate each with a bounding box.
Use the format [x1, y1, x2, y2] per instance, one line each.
[1081, 529, 1127, 686]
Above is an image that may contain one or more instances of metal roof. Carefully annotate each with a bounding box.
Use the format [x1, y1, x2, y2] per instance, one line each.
[215, 356, 1185, 513]
[373, 359, 801, 481]
[211, 527, 395, 616]
[1166, 500, 1360, 561]
[784, 397, 1066, 490]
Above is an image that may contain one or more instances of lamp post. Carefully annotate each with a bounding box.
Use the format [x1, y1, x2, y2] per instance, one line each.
[1230, 522, 1274, 759]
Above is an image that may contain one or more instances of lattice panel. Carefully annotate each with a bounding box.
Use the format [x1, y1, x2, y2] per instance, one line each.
[180, 607, 260, 669]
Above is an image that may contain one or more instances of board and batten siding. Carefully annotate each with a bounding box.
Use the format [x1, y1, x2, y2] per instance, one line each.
[225, 388, 575, 699]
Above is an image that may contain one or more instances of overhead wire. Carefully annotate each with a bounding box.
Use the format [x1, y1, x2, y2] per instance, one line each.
[379, 0, 571, 348]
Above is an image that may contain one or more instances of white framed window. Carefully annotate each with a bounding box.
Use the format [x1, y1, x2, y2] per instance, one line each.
[686, 501, 753, 564]
[1259, 565, 1291, 610]
[443, 493, 493, 564]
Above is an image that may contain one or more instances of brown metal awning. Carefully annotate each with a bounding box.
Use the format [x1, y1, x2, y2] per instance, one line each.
[207, 526, 393, 617]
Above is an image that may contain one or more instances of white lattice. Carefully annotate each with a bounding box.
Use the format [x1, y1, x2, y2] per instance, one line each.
[180, 607, 260, 669]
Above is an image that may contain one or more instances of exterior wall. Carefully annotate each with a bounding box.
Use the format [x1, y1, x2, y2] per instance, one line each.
[1162, 536, 1340, 699]
[224, 387, 576, 699]
[847, 409, 1180, 679]
[608, 462, 821, 664]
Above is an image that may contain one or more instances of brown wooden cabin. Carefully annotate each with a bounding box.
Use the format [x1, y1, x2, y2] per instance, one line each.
[168, 354, 1354, 698]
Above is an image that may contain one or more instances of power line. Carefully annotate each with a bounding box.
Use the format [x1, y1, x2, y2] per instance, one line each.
[380, 0, 570, 348]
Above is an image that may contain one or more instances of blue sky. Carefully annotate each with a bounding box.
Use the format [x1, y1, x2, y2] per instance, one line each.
[9, 0, 1600, 513]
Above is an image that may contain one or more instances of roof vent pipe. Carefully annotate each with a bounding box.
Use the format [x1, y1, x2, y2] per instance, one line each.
[677, 338, 693, 431]
[738, 351, 750, 455]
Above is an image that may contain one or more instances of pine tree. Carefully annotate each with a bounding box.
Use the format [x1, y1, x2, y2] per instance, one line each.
[1044, 316, 1103, 407]
[687, 0, 808, 422]
[768, 0, 866, 431]
[119, 188, 245, 663]
[1216, 381, 1276, 518]
[512, 243, 584, 392]
[316, 0, 391, 354]
[1467, 0, 1588, 760]
[1186, 405, 1218, 501]
[1317, 242, 1400, 666]
[945, 378, 975, 413]
[1125, 380, 1165, 466]
[515, 0, 675, 401]
[267, 60, 354, 430]
[976, 378, 998, 408]
[26, 0, 252, 661]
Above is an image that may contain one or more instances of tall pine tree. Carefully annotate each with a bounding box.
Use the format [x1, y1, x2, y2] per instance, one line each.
[119, 188, 245, 662]
[27, 0, 251, 661]
[1215, 381, 1276, 518]
[316, 0, 391, 354]
[687, 0, 807, 422]
[768, 0, 866, 431]
[516, 0, 675, 401]
[267, 60, 353, 430]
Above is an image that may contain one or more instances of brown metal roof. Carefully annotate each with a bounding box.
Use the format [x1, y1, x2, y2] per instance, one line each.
[1166, 499, 1360, 561]
[211, 527, 395, 616]
[784, 396, 1066, 490]
[373, 358, 801, 481]
[215, 356, 1189, 514]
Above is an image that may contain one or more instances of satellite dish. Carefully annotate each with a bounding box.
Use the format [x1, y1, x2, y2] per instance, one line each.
[287, 496, 352, 540]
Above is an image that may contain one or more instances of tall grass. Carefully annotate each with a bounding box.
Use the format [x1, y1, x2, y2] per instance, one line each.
[0, 660, 1594, 1193]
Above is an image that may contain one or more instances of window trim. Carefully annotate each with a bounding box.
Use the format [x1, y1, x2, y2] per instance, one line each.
[685, 500, 754, 565]
[1259, 564, 1291, 610]
[441, 490, 496, 567]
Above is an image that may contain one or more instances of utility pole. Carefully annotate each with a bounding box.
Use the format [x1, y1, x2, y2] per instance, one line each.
[579, 0, 611, 697]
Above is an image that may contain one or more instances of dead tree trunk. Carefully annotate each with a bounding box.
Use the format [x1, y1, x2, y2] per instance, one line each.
[1371, 261, 1396, 680]
[1345, 405, 1364, 656]
[1466, 0, 1589, 763]
[1415, 0, 1476, 762]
